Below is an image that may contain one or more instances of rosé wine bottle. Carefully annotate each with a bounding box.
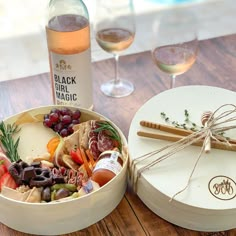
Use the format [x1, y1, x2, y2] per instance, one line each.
[46, 0, 93, 109]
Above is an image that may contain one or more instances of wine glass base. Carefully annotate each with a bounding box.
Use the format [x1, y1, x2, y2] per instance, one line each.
[100, 79, 134, 98]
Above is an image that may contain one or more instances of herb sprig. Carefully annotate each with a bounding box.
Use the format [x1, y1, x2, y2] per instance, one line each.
[0, 121, 20, 162]
[94, 121, 122, 151]
[161, 109, 202, 132]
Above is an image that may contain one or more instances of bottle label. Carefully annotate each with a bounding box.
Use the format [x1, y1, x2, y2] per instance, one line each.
[50, 49, 93, 108]
[110, 151, 119, 162]
[93, 158, 122, 175]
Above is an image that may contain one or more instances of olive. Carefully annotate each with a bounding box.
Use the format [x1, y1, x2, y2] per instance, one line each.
[55, 188, 70, 200]
[41, 187, 51, 202]
[51, 183, 77, 192]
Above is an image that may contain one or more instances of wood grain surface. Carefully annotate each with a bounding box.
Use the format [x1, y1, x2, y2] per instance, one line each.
[0, 34, 236, 236]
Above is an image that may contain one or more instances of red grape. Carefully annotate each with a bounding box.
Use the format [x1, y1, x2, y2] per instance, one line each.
[62, 115, 72, 124]
[72, 119, 80, 125]
[43, 107, 81, 137]
[60, 108, 72, 116]
[43, 118, 53, 128]
[67, 124, 74, 134]
[54, 122, 64, 133]
[50, 108, 61, 115]
[60, 128, 68, 137]
[72, 110, 81, 120]
[49, 112, 59, 123]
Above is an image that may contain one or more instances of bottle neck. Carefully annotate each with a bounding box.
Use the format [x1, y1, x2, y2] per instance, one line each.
[48, 0, 89, 23]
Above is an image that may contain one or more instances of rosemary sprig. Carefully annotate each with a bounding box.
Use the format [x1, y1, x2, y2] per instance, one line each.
[94, 121, 122, 151]
[0, 121, 21, 162]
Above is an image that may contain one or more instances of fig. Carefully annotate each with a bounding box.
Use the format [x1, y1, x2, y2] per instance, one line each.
[55, 188, 70, 200]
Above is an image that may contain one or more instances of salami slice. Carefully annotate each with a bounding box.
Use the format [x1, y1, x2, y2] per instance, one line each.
[89, 135, 97, 146]
[89, 140, 100, 160]
[97, 131, 114, 152]
[88, 130, 98, 139]
[90, 120, 100, 130]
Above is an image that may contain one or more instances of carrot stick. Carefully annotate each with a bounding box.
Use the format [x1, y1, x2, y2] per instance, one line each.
[85, 149, 95, 167]
[80, 148, 92, 177]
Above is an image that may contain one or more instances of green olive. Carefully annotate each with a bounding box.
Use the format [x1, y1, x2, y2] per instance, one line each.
[51, 183, 77, 192]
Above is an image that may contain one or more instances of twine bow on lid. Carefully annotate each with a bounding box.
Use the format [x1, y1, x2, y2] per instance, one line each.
[130, 104, 236, 201]
[201, 111, 213, 153]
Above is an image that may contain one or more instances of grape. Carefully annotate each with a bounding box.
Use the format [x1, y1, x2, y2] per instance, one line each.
[50, 108, 61, 115]
[49, 112, 59, 123]
[60, 108, 72, 116]
[43, 118, 53, 128]
[67, 124, 74, 134]
[60, 128, 69, 137]
[72, 119, 80, 125]
[54, 122, 64, 133]
[72, 110, 81, 120]
[62, 115, 72, 124]
[43, 107, 81, 137]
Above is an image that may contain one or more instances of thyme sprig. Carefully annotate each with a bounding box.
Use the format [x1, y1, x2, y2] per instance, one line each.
[160, 110, 228, 137]
[0, 121, 21, 162]
[94, 121, 122, 151]
[160, 109, 202, 132]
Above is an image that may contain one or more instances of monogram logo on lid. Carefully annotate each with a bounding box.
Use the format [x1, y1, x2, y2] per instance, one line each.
[208, 175, 236, 200]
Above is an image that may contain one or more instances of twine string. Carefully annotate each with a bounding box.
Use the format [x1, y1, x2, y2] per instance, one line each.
[131, 129, 205, 190]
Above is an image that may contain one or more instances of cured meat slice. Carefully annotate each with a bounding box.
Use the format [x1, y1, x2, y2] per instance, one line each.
[88, 130, 98, 139]
[90, 120, 100, 130]
[89, 140, 100, 160]
[89, 136, 97, 146]
[97, 131, 114, 152]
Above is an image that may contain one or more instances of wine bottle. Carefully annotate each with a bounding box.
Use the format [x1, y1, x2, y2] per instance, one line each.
[46, 0, 93, 109]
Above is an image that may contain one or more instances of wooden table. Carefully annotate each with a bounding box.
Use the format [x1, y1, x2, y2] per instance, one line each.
[1, 34, 236, 236]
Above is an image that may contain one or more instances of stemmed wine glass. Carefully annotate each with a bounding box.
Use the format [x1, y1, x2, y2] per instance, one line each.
[94, 0, 136, 97]
[151, 9, 199, 89]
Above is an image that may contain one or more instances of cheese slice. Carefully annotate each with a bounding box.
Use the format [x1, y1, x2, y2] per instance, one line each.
[13, 122, 57, 164]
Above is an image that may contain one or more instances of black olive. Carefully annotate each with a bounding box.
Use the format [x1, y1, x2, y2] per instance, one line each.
[41, 187, 51, 202]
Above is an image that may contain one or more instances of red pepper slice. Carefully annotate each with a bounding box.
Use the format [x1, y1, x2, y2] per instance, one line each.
[70, 148, 84, 165]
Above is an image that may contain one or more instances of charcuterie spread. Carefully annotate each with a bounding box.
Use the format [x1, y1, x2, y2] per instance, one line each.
[0, 107, 126, 203]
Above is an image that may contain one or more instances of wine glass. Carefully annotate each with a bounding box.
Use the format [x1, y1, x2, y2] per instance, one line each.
[94, 0, 136, 97]
[151, 9, 199, 89]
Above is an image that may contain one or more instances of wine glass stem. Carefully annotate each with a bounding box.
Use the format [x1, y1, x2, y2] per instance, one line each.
[170, 75, 176, 89]
[114, 54, 120, 85]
